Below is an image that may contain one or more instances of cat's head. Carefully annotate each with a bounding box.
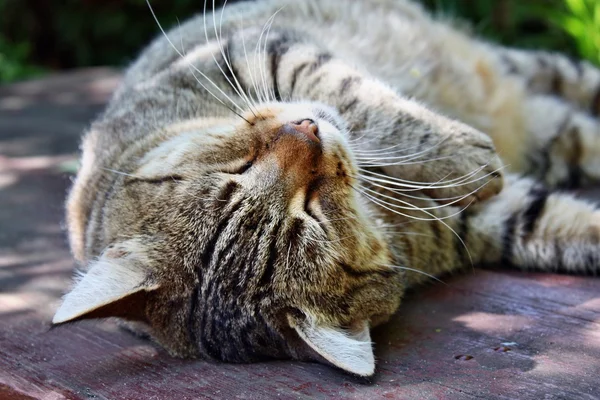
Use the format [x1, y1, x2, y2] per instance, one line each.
[53, 102, 404, 377]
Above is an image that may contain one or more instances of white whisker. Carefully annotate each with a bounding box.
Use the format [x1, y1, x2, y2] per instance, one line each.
[146, 0, 248, 119]
[357, 154, 457, 168]
[255, 8, 284, 102]
[240, 17, 262, 109]
[101, 168, 141, 178]
[202, 0, 252, 114]
[351, 135, 449, 163]
[213, 0, 259, 115]
[357, 163, 499, 190]
[380, 264, 446, 284]
[355, 186, 474, 266]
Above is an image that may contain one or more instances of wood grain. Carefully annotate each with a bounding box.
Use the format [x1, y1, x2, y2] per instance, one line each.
[0, 70, 599, 400]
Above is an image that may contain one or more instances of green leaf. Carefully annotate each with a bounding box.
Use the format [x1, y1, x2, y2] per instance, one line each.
[565, 0, 590, 19]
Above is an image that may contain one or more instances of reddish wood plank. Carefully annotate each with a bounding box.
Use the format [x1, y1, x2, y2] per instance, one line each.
[1, 71, 599, 400]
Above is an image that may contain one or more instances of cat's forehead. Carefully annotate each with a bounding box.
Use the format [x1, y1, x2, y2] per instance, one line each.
[135, 102, 349, 173]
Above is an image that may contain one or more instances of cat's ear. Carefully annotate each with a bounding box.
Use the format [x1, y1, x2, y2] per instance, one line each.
[289, 312, 375, 377]
[52, 243, 159, 325]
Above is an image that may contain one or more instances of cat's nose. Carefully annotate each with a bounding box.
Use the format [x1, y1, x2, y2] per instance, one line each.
[286, 119, 320, 144]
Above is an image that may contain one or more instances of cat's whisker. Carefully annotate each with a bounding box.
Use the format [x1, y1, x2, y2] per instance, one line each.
[353, 148, 449, 167]
[240, 16, 263, 111]
[264, 14, 282, 103]
[255, 12, 277, 103]
[213, 0, 259, 116]
[358, 170, 471, 191]
[202, 0, 256, 117]
[262, 19, 275, 102]
[380, 264, 447, 285]
[176, 17, 185, 58]
[259, 7, 286, 102]
[347, 124, 416, 147]
[347, 131, 369, 145]
[384, 231, 437, 238]
[186, 65, 253, 124]
[220, 1, 259, 115]
[361, 176, 493, 211]
[357, 163, 503, 191]
[352, 140, 449, 158]
[355, 186, 457, 221]
[379, 221, 414, 229]
[319, 214, 360, 224]
[261, 9, 285, 102]
[348, 119, 401, 139]
[361, 186, 457, 212]
[363, 164, 506, 196]
[352, 145, 420, 157]
[302, 234, 355, 244]
[385, 183, 480, 203]
[351, 136, 450, 162]
[101, 168, 143, 179]
[356, 155, 457, 168]
[360, 178, 465, 203]
[146, 0, 248, 119]
[353, 171, 440, 194]
[356, 186, 474, 267]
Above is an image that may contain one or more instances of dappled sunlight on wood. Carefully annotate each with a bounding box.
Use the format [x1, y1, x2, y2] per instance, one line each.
[1, 70, 599, 399]
[0, 68, 120, 111]
[531, 273, 591, 288]
[0, 154, 76, 173]
[575, 297, 600, 313]
[453, 312, 531, 335]
[0, 172, 17, 189]
[532, 350, 598, 382]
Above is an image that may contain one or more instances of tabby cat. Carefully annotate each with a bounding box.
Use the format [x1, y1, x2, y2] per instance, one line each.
[53, 0, 600, 376]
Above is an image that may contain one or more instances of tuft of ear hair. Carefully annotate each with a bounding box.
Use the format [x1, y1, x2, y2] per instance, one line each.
[52, 241, 159, 325]
[289, 312, 375, 377]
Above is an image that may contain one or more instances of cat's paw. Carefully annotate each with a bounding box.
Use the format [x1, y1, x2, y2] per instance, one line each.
[418, 129, 504, 207]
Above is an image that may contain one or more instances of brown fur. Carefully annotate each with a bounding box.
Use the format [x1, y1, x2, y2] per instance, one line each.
[54, 0, 600, 376]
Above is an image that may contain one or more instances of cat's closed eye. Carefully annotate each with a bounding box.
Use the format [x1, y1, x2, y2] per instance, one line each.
[235, 160, 254, 174]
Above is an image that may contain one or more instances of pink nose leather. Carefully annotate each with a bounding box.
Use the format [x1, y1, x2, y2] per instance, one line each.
[290, 119, 320, 144]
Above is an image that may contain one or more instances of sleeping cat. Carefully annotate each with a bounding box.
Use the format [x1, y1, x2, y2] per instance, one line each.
[52, 0, 600, 377]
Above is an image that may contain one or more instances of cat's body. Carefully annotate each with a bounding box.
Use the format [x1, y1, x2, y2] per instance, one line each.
[54, 0, 600, 376]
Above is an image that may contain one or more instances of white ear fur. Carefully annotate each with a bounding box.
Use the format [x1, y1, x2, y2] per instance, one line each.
[53, 251, 157, 324]
[290, 313, 375, 377]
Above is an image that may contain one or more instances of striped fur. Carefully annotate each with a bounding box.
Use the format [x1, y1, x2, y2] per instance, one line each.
[54, 0, 600, 376]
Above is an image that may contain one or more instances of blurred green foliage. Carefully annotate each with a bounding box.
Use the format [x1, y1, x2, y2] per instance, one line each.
[0, 0, 599, 83]
[545, 0, 600, 65]
[0, 35, 45, 82]
[421, 0, 573, 51]
[422, 0, 600, 63]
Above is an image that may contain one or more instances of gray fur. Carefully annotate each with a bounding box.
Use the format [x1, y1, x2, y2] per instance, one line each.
[55, 0, 600, 376]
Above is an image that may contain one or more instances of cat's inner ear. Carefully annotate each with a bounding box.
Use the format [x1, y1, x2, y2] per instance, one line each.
[52, 242, 159, 325]
[289, 312, 375, 377]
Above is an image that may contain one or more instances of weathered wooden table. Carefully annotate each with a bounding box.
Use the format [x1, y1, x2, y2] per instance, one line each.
[1, 70, 599, 400]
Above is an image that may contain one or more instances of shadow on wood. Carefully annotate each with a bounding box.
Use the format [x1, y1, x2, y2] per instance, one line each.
[0, 70, 599, 400]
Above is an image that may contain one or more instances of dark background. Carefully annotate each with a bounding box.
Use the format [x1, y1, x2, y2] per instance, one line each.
[1, 0, 599, 83]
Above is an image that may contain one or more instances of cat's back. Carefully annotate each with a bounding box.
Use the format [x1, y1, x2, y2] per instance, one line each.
[118, 0, 431, 88]
[120, 0, 503, 120]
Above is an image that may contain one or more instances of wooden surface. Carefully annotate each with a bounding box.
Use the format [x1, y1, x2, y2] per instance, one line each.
[1, 70, 599, 400]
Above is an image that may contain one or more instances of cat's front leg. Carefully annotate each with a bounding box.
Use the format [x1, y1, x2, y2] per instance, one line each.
[230, 28, 504, 205]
